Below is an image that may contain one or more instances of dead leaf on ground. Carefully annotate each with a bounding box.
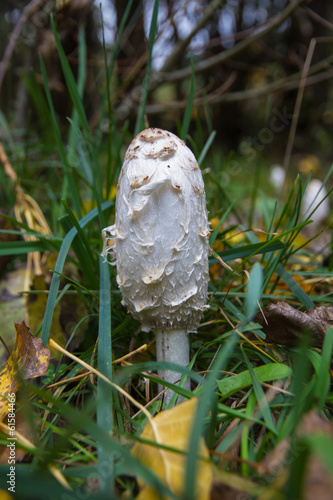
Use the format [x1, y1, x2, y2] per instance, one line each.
[0, 321, 50, 421]
[131, 397, 213, 500]
[210, 479, 249, 500]
[255, 302, 333, 347]
[297, 410, 333, 500]
[257, 411, 333, 500]
[0, 409, 35, 464]
[27, 273, 65, 348]
[0, 266, 27, 363]
[0, 489, 15, 500]
[260, 437, 291, 476]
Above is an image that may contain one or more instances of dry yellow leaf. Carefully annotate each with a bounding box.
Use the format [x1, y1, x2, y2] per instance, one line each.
[132, 397, 213, 500]
[0, 321, 50, 421]
[0, 489, 15, 500]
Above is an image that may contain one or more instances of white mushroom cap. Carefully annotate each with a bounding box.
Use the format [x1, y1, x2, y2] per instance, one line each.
[301, 179, 330, 226]
[269, 164, 286, 193]
[102, 128, 210, 332]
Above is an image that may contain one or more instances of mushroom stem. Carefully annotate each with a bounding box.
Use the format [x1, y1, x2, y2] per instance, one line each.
[155, 328, 191, 404]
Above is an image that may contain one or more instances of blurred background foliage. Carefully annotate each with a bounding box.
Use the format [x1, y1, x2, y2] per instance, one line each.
[0, 0, 332, 165]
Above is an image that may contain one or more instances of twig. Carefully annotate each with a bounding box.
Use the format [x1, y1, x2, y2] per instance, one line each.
[49, 338, 154, 421]
[283, 37, 333, 170]
[145, 64, 333, 114]
[160, 0, 225, 74]
[303, 6, 333, 32]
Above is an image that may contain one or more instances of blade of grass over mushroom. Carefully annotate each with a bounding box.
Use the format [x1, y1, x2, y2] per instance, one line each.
[41, 201, 113, 346]
[97, 254, 113, 494]
[181, 56, 195, 141]
[134, 0, 160, 135]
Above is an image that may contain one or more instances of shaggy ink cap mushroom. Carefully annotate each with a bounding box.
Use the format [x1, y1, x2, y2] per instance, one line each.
[102, 128, 210, 402]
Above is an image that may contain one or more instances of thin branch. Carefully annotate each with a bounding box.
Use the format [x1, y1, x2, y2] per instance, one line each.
[145, 64, 333, 114]
[160, 0, 226, 74]
[283, 38, 317, 170]
[283, 36, 333, 170]
[303, 6, 333, 32]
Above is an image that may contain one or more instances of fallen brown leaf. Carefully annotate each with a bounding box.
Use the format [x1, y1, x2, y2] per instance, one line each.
[298, 411, 333, 500]
[0, 410, 35, 464]
[0, 321, 50, 421]
[210, 479, 249, 500]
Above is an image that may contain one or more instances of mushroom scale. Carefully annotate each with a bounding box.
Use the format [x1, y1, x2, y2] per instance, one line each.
[102, 128, 210, 333]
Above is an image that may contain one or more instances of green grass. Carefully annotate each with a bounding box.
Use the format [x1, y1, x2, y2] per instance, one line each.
[0, 6, 333, 500]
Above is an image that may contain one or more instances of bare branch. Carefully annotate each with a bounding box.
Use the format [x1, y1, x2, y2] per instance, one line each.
[160, 0, 226, 74]
[283, 36, 333, 169]
[303, 6, 333, 32]
[145, 58, 333, 114]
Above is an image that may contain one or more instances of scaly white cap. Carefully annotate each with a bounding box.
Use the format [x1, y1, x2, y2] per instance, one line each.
[102, 128, 210, 333]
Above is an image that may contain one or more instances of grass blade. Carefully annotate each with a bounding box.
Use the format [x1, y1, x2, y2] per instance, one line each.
[198, 130, 216, 166]
[241, 346, 276, 433]
[245, 262, 263, 322]
[41, 201, 113, 345]
[185, 334, 238, 499]
[276, 263, 315, 308]
[217, 363, 292, 399]
[181, 56, 195, 140]
[97, 255, 113, 493]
